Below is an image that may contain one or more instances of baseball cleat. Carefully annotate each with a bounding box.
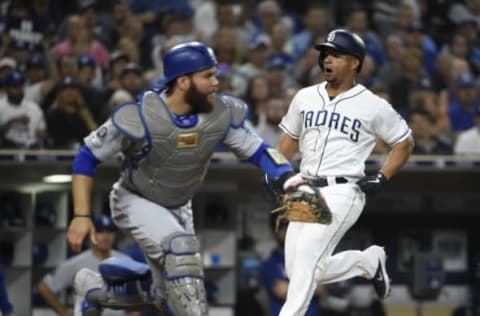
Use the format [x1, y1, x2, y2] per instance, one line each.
[371, 247, 391, 299]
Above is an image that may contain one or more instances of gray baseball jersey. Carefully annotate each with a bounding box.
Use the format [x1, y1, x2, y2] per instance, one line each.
[84, 90, 263, 207]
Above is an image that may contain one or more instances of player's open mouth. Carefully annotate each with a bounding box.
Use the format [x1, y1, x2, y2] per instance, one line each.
[324, 67, 333, 75]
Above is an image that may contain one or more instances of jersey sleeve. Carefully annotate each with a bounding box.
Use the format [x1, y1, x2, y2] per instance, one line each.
[83, 119, 126, 161]
[279, 93, 302, 139]
[222, 123, 264, 159]
[373, 99, 411, 145]
[42, 260, 76, 293]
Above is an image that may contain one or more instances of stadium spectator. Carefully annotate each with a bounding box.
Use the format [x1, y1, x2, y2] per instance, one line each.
[45, 77, 96, 149]
[0, 259, 14, 316]
[266, 54, 295, 98]
[37, 214, 128, 316]
[385, 46, 432, 116]
[402, 22, 439, 78]
[107, 62, 144, 113]
[52, 15, 109, 70]
[254, 96, 288, 147]
[344, 5, 386, 67]
[261, 215, 324, 316]
[448, 73, 479, 132]
[289, 4, 330, 61]
[24, 53, 58, 106]
[231, 34, 270, 96]
[244, 75, 270, 126]
[454, 103, 480, 155]
[409, 108, 453, 155]
[0, 70, 46, 148]
[106, 50, 130, 90]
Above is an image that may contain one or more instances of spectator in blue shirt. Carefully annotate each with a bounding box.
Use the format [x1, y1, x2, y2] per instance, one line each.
[260, 215, 323, 316]
[0, 260, 14, 316]
[448, 73, 479, 132]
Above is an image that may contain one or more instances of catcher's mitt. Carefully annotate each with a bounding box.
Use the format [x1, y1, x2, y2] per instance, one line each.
[271, 181, 332, 231]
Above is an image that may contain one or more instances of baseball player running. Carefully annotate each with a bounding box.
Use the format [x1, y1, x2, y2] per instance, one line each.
[66, 42, 306, 316]
[276, 29, 414, 316]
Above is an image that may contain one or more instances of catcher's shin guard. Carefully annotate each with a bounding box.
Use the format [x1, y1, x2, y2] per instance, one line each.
[161, 232, 208, 316]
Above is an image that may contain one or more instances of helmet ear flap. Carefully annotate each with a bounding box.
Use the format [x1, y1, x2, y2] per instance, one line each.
[318, 50, 325, 69]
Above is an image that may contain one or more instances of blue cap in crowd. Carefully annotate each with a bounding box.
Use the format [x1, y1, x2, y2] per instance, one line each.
[77, 55, 97, 68]
[58, 76, 80, 90]
[248, 34, 271, 51]
[3, 70, 25, 87]
[79, 0, 96, 13]
[93, 214, 117, 232]
[121, 62, 142, 77]
[266, 54, 293, 70]
[456, 73, 476, 88]
[26, 54, 46, 69]
[109, 50, 129, 65]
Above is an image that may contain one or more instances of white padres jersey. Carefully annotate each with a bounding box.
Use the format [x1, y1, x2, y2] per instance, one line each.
[279, 82, 411, 178]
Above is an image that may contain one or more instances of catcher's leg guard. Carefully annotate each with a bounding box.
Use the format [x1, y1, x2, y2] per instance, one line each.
[73, 268, 104, 316]
[161, 232, 208, 316]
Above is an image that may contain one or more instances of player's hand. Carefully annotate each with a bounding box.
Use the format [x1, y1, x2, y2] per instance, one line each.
[356, 172, 387, 195]
[66, 217, 97, 253]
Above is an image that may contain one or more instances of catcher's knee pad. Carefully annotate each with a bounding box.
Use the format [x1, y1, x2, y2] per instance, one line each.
[161, 232, 208, 316]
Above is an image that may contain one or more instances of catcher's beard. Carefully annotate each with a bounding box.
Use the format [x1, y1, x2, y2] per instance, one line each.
[185, 82, 214, 114]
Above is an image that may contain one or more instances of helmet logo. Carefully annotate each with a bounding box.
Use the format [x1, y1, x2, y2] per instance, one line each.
[207, 47, 218, 64]
[327, 31, 336, 42]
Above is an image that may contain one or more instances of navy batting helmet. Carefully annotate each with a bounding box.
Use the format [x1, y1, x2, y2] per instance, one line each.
[162, 41, 217, 84]
[315, 29, 366, 72]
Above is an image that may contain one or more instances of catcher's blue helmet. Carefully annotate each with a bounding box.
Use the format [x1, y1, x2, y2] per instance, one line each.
[162, 41, 217, 84]
[315, 29, 366, 72]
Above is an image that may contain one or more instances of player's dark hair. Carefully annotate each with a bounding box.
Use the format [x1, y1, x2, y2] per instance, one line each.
[164, 81, 175, 96]
[164, 73, 195, 96]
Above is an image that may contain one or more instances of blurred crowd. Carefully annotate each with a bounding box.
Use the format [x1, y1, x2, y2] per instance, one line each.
[0, 0, 479, 154]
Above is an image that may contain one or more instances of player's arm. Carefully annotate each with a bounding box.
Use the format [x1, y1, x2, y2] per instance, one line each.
[277, 133, 299, 160]
[379, 136, 414, 179]
[67, 145, 101, 253]
[37, 280, 71, 316]
[358, 99, 414, 195]
[221, 94, 296, 184]
[67, 108, 139, 252]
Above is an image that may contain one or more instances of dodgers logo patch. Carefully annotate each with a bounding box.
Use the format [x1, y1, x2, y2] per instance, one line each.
[97, 126, 107, 138]
[177, 132, 199, 148]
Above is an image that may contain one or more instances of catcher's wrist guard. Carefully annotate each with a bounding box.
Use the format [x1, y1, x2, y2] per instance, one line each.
[262, 171, 296, 205]
[271, 179, 332, 231]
